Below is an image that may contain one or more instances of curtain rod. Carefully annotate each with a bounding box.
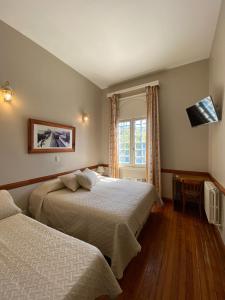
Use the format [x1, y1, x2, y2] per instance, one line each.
[107, 80, 159, 97]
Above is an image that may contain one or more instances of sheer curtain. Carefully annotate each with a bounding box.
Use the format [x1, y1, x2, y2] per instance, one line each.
[146, 85, 162, 197]
[108, 94, 119, 178]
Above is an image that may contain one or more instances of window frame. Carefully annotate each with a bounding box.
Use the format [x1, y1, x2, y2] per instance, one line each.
[118, 120, 131, 165]
[118, 117, 146, 168]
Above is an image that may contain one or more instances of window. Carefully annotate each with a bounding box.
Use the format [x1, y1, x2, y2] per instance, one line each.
[118, 121, 131, 164]
[118, 119, 146, 166]
[134, 119, 146, 165]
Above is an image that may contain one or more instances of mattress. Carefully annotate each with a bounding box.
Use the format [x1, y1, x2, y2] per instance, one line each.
[0, 213, 121, 300]
[30, 176, 159, 279]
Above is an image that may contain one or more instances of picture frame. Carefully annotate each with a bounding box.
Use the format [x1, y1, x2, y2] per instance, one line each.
[28, 119, 75, 153]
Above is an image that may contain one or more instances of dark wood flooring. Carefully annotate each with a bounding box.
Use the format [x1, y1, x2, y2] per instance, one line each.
[112, 202, 225, 300]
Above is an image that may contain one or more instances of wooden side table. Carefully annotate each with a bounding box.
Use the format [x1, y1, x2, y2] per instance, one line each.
[172, 173, 209, 212]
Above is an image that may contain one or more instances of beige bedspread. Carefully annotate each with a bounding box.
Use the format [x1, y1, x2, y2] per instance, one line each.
[29, 176, 159, 279]
[0, 213, 121, 300]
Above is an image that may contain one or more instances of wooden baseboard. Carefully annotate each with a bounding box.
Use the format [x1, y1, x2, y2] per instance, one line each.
[214, 224, 225, 248]
[162, 197, 172, 203]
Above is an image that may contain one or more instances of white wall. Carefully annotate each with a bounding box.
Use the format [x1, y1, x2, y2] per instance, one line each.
[0, 21, 102, 210]
[101, 60, 209, 198]
[209, 0, 225, 243]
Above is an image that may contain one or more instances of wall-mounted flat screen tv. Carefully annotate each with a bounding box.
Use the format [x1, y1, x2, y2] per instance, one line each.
[186, 96, 219, 127]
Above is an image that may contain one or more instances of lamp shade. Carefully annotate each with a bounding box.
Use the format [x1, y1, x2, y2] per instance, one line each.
[1, 81, 14, 102]
[97, 166, 105, 175]
[82, 113, 89, 122]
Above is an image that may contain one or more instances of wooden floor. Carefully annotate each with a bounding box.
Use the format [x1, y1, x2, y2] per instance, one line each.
[115, 202, 225, 300]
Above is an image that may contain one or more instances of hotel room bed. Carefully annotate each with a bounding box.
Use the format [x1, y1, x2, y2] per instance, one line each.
[29, 176, 159, 279]
[0, 212, 121, 300]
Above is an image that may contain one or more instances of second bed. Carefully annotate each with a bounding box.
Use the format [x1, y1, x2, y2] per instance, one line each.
[29, 175, 159, 279]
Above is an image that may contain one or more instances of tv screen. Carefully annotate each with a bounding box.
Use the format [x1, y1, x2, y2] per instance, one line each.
[186, 96, 219, 127]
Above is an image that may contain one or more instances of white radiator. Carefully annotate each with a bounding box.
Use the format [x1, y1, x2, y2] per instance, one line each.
[123, 177, 146, 182]
[204, 181, 220, 225]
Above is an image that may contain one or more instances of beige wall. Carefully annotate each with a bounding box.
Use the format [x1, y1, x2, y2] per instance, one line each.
[101, 60, 209, 198]
[0, 19, 216, 222]
[209, 0, 225, 243]
[0, 21, 102, 210]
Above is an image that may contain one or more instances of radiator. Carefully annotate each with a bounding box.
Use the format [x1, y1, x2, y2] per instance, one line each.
[123, 177, 146, 182]
[204, 181, 220, 225]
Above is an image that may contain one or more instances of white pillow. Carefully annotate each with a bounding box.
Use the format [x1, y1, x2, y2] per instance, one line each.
[83, 168, 100, 183]
[0, 190, 21, 220]
[59, 170, 81, 192]
[77, 169, 98, 190]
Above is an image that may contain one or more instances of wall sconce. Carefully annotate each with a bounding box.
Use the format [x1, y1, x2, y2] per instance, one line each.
[1, 81, 14, 102]
[82, 113, 89, 122]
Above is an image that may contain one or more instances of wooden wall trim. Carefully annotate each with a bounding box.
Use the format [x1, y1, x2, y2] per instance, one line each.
[0, 164, 101, 190]
[208, 174, 225, 196]
[161, 168, 209, 176]
[99, 164, 209, 177]
[1, 162, 225, 196]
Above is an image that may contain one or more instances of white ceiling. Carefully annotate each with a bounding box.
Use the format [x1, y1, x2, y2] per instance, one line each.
[0, 0, 221, 88]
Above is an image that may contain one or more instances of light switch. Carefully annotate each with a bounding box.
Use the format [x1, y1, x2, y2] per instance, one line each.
[55, 155, 60, 163]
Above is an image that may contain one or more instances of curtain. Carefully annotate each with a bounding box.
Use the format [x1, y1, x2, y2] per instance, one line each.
[146, 85, 162, 197]
[109, 94, 119, 178]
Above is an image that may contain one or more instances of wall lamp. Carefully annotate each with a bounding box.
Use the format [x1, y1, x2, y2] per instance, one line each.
[82, 113, 89, 123]
[1, 81, 14, 102]
[97, 166, 105, 175]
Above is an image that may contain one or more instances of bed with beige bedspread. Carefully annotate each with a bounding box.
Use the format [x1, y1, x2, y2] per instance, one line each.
[29, 176, 159, 279]
[0, 213, 121, 300]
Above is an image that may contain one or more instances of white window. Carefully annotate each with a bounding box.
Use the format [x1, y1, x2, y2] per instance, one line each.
[118, 121, 131, 164]
[118, 118, 146, 166]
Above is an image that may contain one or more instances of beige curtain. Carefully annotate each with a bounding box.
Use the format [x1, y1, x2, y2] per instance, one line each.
[109, 94, 119, 178]
[146, 85, 162, 197]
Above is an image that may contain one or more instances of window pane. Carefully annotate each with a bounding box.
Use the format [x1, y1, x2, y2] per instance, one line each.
[134, 119, 146, 165]
[118, 121, 130, 164]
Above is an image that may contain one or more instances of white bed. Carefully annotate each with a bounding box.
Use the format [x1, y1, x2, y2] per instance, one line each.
[0, 212, 121, 300]
[29, 176, 159, 279]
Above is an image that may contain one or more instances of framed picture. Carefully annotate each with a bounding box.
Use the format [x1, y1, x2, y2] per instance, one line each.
[28, 119, 75, 153]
